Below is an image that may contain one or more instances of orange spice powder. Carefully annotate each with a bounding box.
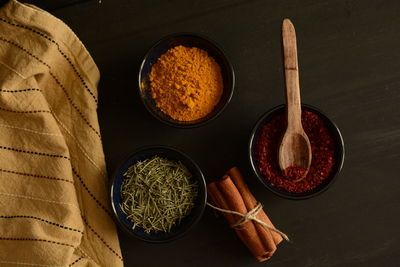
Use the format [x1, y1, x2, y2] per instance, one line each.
[149, 45, 223, 121]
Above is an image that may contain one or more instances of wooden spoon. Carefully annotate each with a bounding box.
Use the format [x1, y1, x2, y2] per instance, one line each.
[278, 19, 312, 179]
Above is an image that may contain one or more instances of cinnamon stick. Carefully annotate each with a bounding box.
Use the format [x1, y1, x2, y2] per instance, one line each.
[207, 183, 236, 224]
[207, 182, 272, 261]
[217, 177, 272, 261]
[227, 167, 283, 245]
[207, 168, 284, 262]
[225, 171, 277, 255]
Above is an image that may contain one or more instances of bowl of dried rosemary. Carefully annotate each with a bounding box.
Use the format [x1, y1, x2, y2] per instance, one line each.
[111, 146, 207, 242]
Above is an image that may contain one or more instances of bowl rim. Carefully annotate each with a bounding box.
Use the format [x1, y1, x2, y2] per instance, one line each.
[110, 145, 207, 242]
[138, 32, 235, 128]
[248, 104, 345, 200]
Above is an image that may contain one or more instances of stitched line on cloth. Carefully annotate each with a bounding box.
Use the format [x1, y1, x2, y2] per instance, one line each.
[0, 260, 63, 267]
[16, 1, 93, 62]
[0, 88, 41, 92]
[49, 72, 101, 138]
[0, 18, 98, 104]
[48, 106, 105, 176]
[76, 247, 101, 267]
[0, 168, 73, 183]
[0, 215, 82, 233]
[71, 168, 113, 218]
[0, 192, 80, 209]
[69, 257, 83, 266]
[1, 113, 102, 196]
[0, 106, 51, 114]
[0, 145, 70, 160]
[0, 60, 26, 78]
[0, 123, 62, 137]
[82, 216, 123, 260]
[0, 36, 101, 138]
[0, 237, 74, 248]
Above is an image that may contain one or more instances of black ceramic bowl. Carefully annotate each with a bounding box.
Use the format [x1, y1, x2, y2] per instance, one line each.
[110, 146, 207, 242]
[138, 33, 235, 128]
[249, 104, 345, 199]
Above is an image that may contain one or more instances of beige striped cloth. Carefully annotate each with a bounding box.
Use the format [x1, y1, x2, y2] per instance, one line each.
[0, 1, 123, 266]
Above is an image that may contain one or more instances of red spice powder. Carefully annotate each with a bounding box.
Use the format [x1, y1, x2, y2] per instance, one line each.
[283, 166, 308, 182]
[255, 110, 336, 193]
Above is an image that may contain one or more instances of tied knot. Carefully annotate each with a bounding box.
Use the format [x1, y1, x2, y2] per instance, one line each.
[207, 202, 289, 241]
[231, 202, 263, 228]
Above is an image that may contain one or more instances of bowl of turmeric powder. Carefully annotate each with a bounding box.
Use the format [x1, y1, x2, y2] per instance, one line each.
[139, 33, 235, 127]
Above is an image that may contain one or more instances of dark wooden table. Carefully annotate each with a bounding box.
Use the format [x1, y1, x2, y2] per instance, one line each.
[22, 0, 400, 266]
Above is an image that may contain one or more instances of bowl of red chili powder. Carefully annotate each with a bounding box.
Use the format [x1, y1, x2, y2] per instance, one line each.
[249, 105, 344, 199]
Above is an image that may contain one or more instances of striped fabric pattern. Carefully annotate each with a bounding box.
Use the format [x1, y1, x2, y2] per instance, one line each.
[0, 1, 123, 266]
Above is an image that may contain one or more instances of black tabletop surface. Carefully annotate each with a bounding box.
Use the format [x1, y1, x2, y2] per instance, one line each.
[20, 0, 400, 266]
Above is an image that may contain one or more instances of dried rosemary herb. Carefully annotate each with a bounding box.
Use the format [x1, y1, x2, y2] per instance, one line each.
[120, 156, 198, 233]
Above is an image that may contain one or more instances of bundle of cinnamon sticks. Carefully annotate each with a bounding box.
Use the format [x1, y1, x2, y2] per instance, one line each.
[207, 167, 284, 262]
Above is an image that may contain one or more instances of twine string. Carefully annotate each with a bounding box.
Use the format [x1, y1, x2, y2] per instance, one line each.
[207, 202, 290, 241]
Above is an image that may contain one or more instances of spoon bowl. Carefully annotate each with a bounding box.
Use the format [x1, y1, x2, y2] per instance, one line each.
[278, 131, 312, 173]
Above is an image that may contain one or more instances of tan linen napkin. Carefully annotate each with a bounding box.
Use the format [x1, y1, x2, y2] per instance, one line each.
[0, 1, 123, 266]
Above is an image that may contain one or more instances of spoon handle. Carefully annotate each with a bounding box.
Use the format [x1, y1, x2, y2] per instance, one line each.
[282, 19, 302, 131]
